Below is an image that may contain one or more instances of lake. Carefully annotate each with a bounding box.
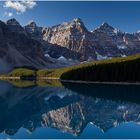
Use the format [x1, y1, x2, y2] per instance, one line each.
[0, 80, 140, 139]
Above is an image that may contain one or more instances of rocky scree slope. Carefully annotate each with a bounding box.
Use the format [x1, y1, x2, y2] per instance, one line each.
[0, 19, 55, 73]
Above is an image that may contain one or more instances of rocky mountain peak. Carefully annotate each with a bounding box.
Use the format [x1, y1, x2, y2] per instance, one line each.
[0, 20, 6, 27]
[101, 22, 112, 27]
[27, 20, 37, 28]
[24, 20, 44, 42]
[98, 22, 115, 31]
[136, 30, 140, 34]
[72, 17, 83, 23]
[92, 22, 121, 36]
[25, 20, 42, 38]
[69, 17, 88, 33]
[6, 18, 28, 36]
[71, 18, 85, 27]
[6, 18, 20, 26]
[2, 18, 140, 64]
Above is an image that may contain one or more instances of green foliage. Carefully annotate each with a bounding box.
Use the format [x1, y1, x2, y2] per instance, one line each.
[4, 53, 140, 83]
[61, 53, 140, 82]
[7, 79, 35, 87]
[9, 68, 36, 77]
[7, 79, 62, 88]
[37, 67, 72, 78]
[37, 80, 63, 87]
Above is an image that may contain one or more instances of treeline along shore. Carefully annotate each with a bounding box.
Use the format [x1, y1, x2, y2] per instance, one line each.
[1, 53, 140, 84]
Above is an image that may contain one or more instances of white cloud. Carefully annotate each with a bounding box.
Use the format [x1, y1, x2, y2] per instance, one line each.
[4, 11, 13, 17]
[3, 0, 37, 14]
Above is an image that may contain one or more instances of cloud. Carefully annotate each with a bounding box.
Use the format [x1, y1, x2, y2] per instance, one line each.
[3, 0, 37, 14]
[4, 11, 13, 17]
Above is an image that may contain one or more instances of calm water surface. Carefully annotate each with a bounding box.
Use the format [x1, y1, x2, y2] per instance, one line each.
[0, 80, 140, 139]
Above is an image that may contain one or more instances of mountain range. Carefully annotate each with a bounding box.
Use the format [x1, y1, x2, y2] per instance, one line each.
[1, 18, 140, 72]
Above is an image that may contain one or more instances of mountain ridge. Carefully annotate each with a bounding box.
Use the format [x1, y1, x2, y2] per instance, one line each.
[23, 17, 140, 61]
[0, 19, 78, 73]
[2, 17, 140, 73]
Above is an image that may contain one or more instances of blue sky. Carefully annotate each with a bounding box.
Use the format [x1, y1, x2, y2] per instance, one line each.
[1, 1, 140, 33]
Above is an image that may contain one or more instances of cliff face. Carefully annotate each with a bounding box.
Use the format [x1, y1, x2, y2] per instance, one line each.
[43, 18, 88, 50]
[25, 18, 140, 61]
[0, 18, 80, 73]
[40, 18, 96, 60]
[2, 17, 140, 72]
[0, 19, 56, 72]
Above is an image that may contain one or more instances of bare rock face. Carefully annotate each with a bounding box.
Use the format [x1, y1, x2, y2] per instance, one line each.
[91, 23, 140, 57]
[45, 42, 81, 60]
[25, 19, 84, 60]
[6, 18, 28, 36]
[42, 18, 90, 60]
[43, 18, 88, 45]
[42, 20, 120, 60]
[27, 18, 140, 61]
[0, 20, 54, 73]
[25, 20, 43, 41]
[3, 17, 140, 70]
[6, 18, 20, 26]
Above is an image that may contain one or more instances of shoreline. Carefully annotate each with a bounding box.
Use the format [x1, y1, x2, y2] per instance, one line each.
[0, 76, 20, 80]
[60, 79, 140, 85]
[0, 76, 59, 80]
[1, 76, 140, 86]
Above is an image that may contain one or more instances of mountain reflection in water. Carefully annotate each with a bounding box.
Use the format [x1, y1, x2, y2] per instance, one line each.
[0, 80, 140, 139]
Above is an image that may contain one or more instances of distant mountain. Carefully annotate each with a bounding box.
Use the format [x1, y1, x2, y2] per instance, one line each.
[25, 20, 43, 40]
[1, 18, 140, 72]
[25, 18, 140, 61]
[0, 19, 78, 73]
[0, 19, 54, 73]
[24, 19, 82, 60]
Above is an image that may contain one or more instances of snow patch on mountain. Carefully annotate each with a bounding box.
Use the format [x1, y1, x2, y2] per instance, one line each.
[117, 45, 127, 50]
[96, 52, 108, 60]
[45, 53, 51, 58]
[57, 56, 67, 61]
[121, 54, 126, 57]
[114, 28, 120, 34]
[88, 57, 93, 61]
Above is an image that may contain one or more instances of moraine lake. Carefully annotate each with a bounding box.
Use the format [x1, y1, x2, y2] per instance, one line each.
[0, 80, 140, 139]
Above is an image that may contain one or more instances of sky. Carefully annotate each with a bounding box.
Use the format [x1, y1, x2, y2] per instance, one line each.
[1, 1, 140, 33]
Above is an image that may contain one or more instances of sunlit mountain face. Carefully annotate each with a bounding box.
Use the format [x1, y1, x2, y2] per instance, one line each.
[0, 80, 140, 139]
[1, 1, 140, 139]
[2, 17, 140, 73]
